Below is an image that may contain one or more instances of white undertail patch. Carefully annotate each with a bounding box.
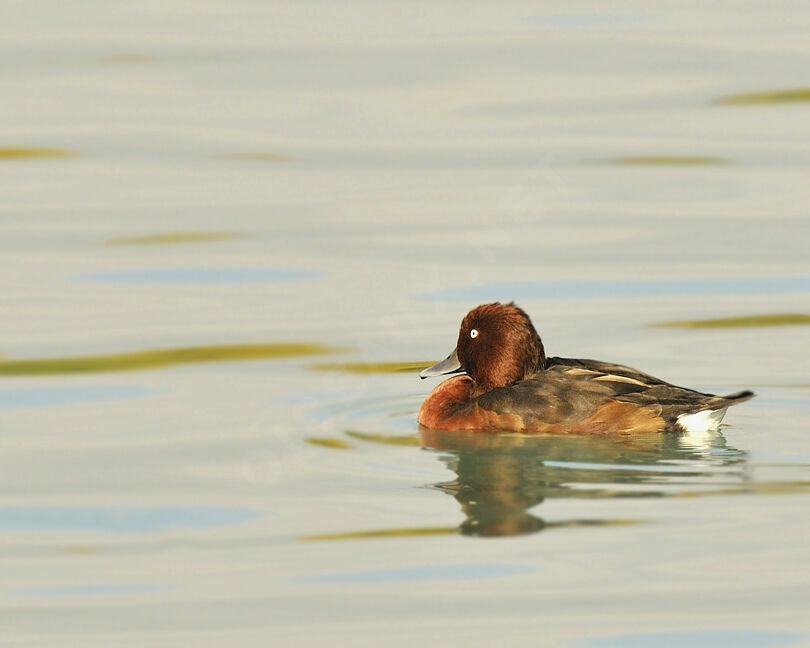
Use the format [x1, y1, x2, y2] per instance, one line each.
[676, 408, 727, 433]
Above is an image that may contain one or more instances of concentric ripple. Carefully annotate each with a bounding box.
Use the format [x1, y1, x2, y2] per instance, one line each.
[307, 392, 424, 448]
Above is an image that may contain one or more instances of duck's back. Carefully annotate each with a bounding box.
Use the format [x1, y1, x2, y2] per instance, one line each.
[473, 356, 753, 434]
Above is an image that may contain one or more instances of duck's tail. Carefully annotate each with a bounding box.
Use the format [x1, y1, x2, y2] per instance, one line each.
[676, 390, 754, 432]
[713, 390, 755, 407]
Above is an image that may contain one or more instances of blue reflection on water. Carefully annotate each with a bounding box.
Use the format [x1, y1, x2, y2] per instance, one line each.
[578, 630, 805, 648]
[420, 276, 810, 302]
[0, 386, 155, 409]
[77, 267, 324, 284]
[296, 563, 536, 584]
[0, 506, 261, 533]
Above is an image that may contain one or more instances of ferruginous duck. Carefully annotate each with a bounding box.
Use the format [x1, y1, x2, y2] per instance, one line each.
[418, 302, 753, 434]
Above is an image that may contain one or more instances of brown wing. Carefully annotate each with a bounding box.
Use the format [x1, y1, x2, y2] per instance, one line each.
[548, 358, 753, 417]
[545, 356, 677, 388]
[477, 357, 752, 430]
[475, 362, 649, 426]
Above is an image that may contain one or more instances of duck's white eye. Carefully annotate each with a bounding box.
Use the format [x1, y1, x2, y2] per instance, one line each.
[470, 329, 479, 339]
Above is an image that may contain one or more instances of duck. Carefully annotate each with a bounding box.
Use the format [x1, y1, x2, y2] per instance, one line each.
[418, 302, 753, 434]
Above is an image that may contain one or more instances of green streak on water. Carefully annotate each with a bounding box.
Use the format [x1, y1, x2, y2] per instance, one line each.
[345, 430, 421, 447]
[651, 313, 810, 329]
[299, 526, 457, 541]
[62, 546, 102, 554]
[305, 437, 353, 450]
[0, 147, 76, 160]
[604, 156, 728, 166]
[0, 343, 343, 376]
[714, 88, 810, 105]
[105, 231, 244, 246]
[299, 519, 641, 542]
[311, 361, 434, 374]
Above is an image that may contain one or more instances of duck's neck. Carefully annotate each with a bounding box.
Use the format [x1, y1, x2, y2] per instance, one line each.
[482, 335, 545, 391]
[534, 335, 546, 373]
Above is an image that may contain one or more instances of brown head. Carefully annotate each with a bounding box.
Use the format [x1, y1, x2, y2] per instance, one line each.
[420, 302, 546, 393]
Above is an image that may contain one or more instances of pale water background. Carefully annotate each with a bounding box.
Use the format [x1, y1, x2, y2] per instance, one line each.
[1, 1, 810, 646]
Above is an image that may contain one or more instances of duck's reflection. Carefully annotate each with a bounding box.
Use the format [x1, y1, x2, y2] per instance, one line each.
[420, 427, 747, 537]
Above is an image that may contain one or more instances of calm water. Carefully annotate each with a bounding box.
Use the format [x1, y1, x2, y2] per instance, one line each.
[2, 1, 810, 646]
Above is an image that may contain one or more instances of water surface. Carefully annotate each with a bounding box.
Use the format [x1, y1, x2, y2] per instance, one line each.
[1, 1, 809, 646]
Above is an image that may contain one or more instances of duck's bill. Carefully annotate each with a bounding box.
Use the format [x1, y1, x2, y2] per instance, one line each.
[420, 349, 464, 379]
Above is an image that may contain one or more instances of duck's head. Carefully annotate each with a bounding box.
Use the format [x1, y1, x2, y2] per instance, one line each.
[420, 302, 545, 392]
